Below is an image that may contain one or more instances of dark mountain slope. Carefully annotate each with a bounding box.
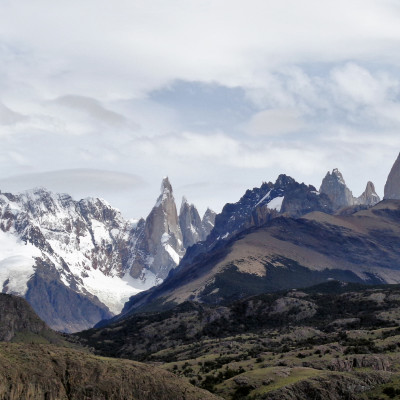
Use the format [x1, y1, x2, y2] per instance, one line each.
[118, 200, 400, 317]
[0, 293, 63, 344]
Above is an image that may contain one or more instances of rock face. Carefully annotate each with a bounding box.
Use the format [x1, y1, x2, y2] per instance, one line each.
[202, 208, 217, 238]
[320, 169, 380, 209]
[320, 169, 354, 210]
[179, 197, 204, 248]
[130, 177, 185, 280]
[384, 152, 400, 199]
[356, 181, 380, 206]
[179, 198, 217, 248]
[181, 174, 333, 270]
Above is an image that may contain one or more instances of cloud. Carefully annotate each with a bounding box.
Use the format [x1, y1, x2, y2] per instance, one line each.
[50, 95, 129, 127]
[244, 108, 305, 136]
[0, 169, 145, 194]
[1, 2, 400, 219]
[0, 102, 26, 125]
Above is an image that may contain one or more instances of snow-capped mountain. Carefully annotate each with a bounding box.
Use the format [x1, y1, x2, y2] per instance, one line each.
[0, 181, 214, 332]
[0, 189, 142, 331]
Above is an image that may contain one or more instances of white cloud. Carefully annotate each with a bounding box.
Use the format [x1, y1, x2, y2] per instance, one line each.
[244, 108, 305, 136]
[1, 1, 400, 218]
[330, 63, 397, 107]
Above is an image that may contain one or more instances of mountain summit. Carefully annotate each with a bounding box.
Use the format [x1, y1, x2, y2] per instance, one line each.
[320, 168, 354, 209]
[130, 177, 185, 281]
[384, 152, 400, 200]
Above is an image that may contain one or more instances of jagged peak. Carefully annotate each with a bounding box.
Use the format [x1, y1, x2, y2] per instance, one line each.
[365, 181, 376, 193]
[160, 176, 172, 194]
[356, 180, 380, 206]
[180, 195, 188, 206]
[180, 196, 198, 215]
[384, 152, 400, 200]
[203, 207, 216, 221]
[274, 174, 296, 188]
[325, 168, 346, 185]
[155, 177, 175, 208]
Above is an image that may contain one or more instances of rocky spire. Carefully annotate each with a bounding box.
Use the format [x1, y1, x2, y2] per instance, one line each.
[201, 208, 216, 239]
[179, 197, 203, 248]
[130, 177, 185, 280]
[384, 153, 400, 200]
[356, 181, 380, 206]
[320, 168, 354, 210]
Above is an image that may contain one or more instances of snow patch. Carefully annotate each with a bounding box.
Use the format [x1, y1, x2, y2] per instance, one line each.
[0, 231, 41, 295]
[267, 196, 284, 212]
[256, 190, 271, 207]
[80, 267, 161, 314]
[161, 232, 170, 244]
[164, 244, 180, 265]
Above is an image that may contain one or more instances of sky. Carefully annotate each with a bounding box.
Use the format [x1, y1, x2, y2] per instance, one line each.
[1, 0, 400, 219]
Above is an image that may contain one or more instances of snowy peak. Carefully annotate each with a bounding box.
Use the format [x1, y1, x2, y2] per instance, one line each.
[356, 181, 380, 206]
[384, 152, 400, 200]
[0, 188, 147, 331]
[320, 168, 354, 210]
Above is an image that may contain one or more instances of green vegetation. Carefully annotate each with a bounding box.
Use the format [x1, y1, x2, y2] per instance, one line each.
[75, 282, 400, 399]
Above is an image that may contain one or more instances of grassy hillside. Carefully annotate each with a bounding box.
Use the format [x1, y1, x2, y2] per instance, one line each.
[76, 282, 400, 399]
[0, 343, 220, 400]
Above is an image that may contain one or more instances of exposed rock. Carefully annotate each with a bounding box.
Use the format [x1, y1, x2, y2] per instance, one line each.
[356, 181, 380, 206]
[384, 152, 400, 199]
[264, 372, 391, 400]
[179, 197, 203, 248]
[130, 177, 185, 280]
[201, 208, 216, 239]
[182, 174, 333, 271]
[330, 356, 390, 372]
[320, 168, 354, 210]
[270, 297, 317, 321]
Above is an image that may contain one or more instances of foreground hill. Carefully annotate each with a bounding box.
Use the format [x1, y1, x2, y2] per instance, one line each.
[119, 200, 400, 317]
[0, 343, 220, 400]
[0, 293, 220, 400]
[0, 293, 64, 344]
[76, 281, 400, 399]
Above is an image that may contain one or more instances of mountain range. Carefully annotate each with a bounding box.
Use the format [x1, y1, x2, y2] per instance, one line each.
[1, 152, 400, 333]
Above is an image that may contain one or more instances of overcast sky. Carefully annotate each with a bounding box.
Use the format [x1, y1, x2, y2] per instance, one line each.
[1, 0, 400, 219]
